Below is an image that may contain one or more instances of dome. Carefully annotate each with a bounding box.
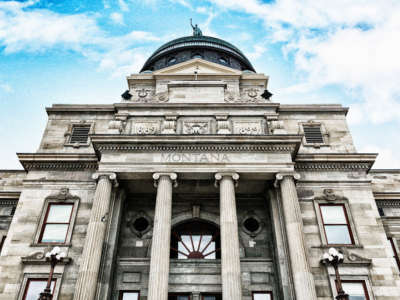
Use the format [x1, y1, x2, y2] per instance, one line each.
[140, 34, 256, 73]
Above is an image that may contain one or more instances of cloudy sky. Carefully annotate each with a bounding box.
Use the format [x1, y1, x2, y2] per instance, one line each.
[0, 0, 399, 169]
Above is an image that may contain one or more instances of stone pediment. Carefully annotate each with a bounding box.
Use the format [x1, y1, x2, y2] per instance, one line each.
[153, 58, 242, 76]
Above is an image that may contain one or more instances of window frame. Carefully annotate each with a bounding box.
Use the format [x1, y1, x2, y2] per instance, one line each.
[319, 203, 354, 245]
[17, 273, 62, 300]
[168, 293, 191, 300]
[64, 122, 94, 148]
[338, 280, 370, 300]
[388, 237, 400, 271]
[33, 192, 79, 247]
[314, 199, 360, 247]
[38, 203, 74, 244]
[119, 290, 140, 300]
[252, 291, 273, 300]
[201, 293, 222, 300]
[299, 121, 329, 148]
[0, 235, 6, 255]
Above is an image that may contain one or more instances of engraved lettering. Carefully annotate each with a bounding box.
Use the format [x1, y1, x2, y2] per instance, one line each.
[160, 152, 231, 163]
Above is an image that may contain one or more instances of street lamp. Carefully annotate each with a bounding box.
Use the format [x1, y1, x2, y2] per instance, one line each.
[322, 247, 349, 300]
[38, 247, 66, 300]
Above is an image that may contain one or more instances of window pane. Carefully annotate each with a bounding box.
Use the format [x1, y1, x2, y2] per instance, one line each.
[199, 235, 212, 252]
[121, 292, 139, 300]
[325, 225, 352, 244]
[47, 205, 73, 223]
[24, 280, 55, 300]
[181, 235, 193, 251]
[320, 206, 347, 224]
[41, 224, 69, 243]
[204, 242, 216, 259]
[177, 296, 189, 300]
[253, 293, 271, 300]
[342, 282, 366, 300]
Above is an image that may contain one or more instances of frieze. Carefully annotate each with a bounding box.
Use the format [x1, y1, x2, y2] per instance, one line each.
[131, 121, 161, 135]
[161, 152, 230, 163]
[183, 121, 210, 135]
[95, 144, 297, 153]
[295, 162, 372, 171]
[21, 161, 98, 171]
[232, 121, 263, 135]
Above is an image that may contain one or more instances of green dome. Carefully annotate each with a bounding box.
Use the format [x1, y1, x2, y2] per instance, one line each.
[140, 35, 256, 72]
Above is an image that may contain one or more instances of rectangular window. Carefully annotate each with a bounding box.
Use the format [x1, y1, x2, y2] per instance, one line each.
[388, 237, 400, 271]
[119, 291, 140, 300]
[340, 281, 369, 300]
[252, 292, 273, 300]
[22, 279, 55, 300]
[320, 204, 354, 245]
[303, 125, 324, 144]
[0, 235, 5, 254]
[39, 203, 73, 243]
[70, 125, 90, 144]
[168, 294, 191, 300]
[202, 294, 222, 300]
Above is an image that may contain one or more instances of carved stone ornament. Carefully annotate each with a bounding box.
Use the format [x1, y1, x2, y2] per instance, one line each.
[47, 187, 79, 201]
[224, 90, 239, 103]
[162, 115, 177, 134]
[239, 88, 265, 103]
[233, 121, 263, 135]
[132, 121, 160, 135]
[129, 88, 156, 102]
[314, 189, 347, 201]
[21, 250, 71, 265]
[341, 248, 372, 266]
[156, 91, 169, 102]
[183, 121, 209, 135]
[108, 119, 127, 133]
[126, 211, 153, 238]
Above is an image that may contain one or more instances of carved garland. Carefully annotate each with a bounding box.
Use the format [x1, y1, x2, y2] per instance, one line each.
[22, 161, 98, 171]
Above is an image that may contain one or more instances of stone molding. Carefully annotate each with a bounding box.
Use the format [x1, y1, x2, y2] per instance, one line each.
[214, 172, 239, 187]
[274, 172, 301, 187]
[153, 172, 178, 188]
[93, 172, 118, 187]
[95, 143, 297, 153]
[0, 191, 20, 200]
[18, 153, 98, 171]
[21, 250, 71, 265]
[314, 189, 347, 201]
[46, 187, 80, 201]
[295, 153, 377, 171]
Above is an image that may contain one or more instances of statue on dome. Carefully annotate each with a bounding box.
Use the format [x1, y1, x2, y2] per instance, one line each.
[190, 18, 202, 36]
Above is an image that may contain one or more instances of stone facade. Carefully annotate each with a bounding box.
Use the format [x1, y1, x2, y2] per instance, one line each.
[1, 35, 400, 300]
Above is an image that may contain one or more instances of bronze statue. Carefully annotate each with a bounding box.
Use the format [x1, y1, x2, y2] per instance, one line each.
[190, 18, 202, 36]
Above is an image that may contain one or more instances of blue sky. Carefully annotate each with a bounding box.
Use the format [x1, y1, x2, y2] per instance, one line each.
[0, 0, 399, 169]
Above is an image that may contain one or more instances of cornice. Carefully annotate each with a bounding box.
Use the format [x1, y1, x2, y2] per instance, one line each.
[374, 192, 400, 201]
[0, 191, 21, 200]
[91, 134, 301, 156]
[295, 153, 377, 172]
[279, 104, 349, 115]
[17, 153, 98, 171]
[46, 104, 115, 114]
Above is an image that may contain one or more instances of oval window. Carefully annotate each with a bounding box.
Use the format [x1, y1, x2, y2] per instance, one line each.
[168, 57, 177, 65]
[192, 53, 203, 59]
[219, 57, 228, 64]
[133, 217, 150, 232]
[243, 217, 260, 233]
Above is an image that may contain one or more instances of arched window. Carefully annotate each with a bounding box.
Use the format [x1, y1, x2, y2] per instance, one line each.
[170, 220, 220, 259]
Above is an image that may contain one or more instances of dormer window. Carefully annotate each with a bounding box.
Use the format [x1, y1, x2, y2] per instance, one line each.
[192, 53, 203, 59]
[218, 57, 228, 64]
[168, 57, 177, 65]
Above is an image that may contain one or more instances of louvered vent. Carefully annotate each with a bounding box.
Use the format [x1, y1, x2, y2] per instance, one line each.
[70, 125, 90, 144]
[303, 125, 324, 144]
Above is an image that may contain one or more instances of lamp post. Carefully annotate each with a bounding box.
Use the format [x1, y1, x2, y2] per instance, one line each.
[322, 247, 349, 300]
[38, 247, 66, 300]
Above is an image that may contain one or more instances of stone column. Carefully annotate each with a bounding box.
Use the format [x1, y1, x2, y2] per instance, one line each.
[73, 172, 117, 300]
[147, 173, 177, 300]
[275, 173, 317, 300]
[215, 172, 242, 300]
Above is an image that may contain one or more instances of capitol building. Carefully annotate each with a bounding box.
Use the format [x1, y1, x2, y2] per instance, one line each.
[1, 26, 400, 300]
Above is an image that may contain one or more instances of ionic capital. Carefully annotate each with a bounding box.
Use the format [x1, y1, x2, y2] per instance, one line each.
[274, 172, 300, 188]
[153, 172, 178, 188]
[92, 172, 118, 187]
[214, 172, 239, 188]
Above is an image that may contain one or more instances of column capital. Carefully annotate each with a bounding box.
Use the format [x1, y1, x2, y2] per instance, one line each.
[274, 172, 300, 187]
[214, 172, 239, 188]
[92, 172, 118, 187]
[153, 172, 178, 188]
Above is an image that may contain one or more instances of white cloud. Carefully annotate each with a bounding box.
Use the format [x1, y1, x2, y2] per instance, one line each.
[207, 0, 400, 124]
[247, 44, 266, 60]
[0, 82, 12, 93]
[361, 145, 400, 169]
[110, 12, 124, 25]
[118, 0, 129, 12]
[0, 1, 160, 75]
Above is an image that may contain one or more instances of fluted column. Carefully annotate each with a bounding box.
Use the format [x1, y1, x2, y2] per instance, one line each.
[147, 173, 177, 300]
[215, 172, 242, 300]
[74, 172, 117, 300]
[275, 172, 317, 300]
